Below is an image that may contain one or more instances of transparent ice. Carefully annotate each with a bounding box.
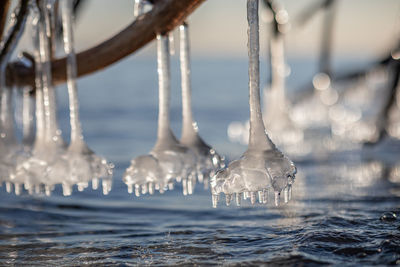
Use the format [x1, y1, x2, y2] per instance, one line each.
[227, 2, 303, 156]
[179, 23, 225, 188]
[0, 1, 29, 193]
[124, 33, 197, 196]
[58, 0, 113, 195]
[210, 0, 296, 208]
[4, 0, 113, 196]
[11, 0, 67, 195]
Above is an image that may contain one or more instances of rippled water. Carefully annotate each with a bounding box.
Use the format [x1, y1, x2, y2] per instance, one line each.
[1, 58, 399, 265]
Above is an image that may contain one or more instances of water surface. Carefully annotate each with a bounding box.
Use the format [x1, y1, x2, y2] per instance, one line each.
[1, 58, 399, 265]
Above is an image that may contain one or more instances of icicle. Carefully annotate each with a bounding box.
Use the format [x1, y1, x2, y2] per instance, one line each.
[38, 0, 63, 147]
[168, 32, 175, 55]
[250, 191, 256, 204]
[236, 192, 242, 206]
[61, 0, 83, 145]
[226, 194, 232, 206]
[263, 189, 269, 204]
[283, 187, 289, 203]
[135, 184, 140, 197]
[61, 0, 113, 194]
[209, 0, 296, 208]
[45, 185, 51, 196]
[141, 183, 148, 195]
[212, 194, 219, 208]
[127, 183, 133, 194]
[258, 190, 263, 203]
[147, 33, 197, 194]
[14, 183, 22, 195]
[62, 183, 72, 196]
[182, 178, 188, 196]
[187, 178, 193, 195]
[5, 182, 12, 193]
[22, 87, 34, 147]
[179, 22, 225, 185]
[92, 178, 99, 190]
[148, 182, 154, 194]
[0, 1, 28, 188]
[274, 191, 280, 206]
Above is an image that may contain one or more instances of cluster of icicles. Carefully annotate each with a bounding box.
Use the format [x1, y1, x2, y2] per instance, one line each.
[123, 1, 225, 197]
[0, 0, 113, 196]
[124, 0, 296, 206]
[0, 0, 296, 207]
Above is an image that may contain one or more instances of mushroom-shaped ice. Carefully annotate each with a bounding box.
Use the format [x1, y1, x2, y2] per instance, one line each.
[11, 0, 113, 196]
[210, 0, 296, 208]
[179, 23, 225, 187]
[123, 34, 197, 196]
[58, 0, 113, 195]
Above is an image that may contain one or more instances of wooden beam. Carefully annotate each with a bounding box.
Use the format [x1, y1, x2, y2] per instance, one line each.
[0, 0, 11, 39]
[6, 0, 205, 87]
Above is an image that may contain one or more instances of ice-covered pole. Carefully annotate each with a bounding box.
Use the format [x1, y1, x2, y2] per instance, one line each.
[155, 34, 175, 144]
[179, 22, 196, 140]
[61, 0, 84, 144]
[247, 0, 274, 151]
[0, 1, 28, 145]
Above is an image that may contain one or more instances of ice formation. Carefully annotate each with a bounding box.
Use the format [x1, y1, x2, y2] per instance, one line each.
[124, 34, 197, 196]
[59, 0, 113, 195]
[179, 23, 225, 188]
[210, 0, 296, 208]
[227, 1, 303, 155]
[0, 1, 29, 194]
[1, 0, 113, 196]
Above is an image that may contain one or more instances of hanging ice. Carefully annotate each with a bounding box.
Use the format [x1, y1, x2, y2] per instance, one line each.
[227, 1, 303, 155]
[179, 22, 225, 187]
[210, 0, 296, 208]
[0, 1, 28, 193]
[58, 0, 113, 195]
[124, 34, 197, 196]
[11, 0, 67, 195]
[7, 0, 113, 196]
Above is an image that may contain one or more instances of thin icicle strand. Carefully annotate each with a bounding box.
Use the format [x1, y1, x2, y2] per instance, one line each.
[22, 87, 34, 146]
[37, 0, 61, 144]
[31, 4, 46, 149]
[61, 0, 83, 144]
[156, 34, 171, 140]
[0, 2, 28, 144]
[179, 23, 195, 138]
[247, 0, 273, 150]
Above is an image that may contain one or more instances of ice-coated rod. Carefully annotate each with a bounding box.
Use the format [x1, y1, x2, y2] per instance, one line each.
[155, 33, 176, 144]
[38, 0, 61, 145]
[31, 4, 46, 150]
[247, 0, 275, 151]
[179, 22, 197, 140]
[0, 1, 27, 145]
[61, 0, 84, 144]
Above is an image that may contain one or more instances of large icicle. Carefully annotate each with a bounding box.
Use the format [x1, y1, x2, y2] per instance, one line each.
[60, 0, 113, 195]
[0, 1, 28, 192]
[210, 0, 296, 208]
[124, 33, 197, 196]
[179, 22, 225, 188]
[12, 0, 61, 196]
[151, 33, 197, 195]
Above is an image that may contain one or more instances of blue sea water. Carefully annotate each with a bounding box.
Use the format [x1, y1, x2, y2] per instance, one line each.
[0, 57, 399, 266]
